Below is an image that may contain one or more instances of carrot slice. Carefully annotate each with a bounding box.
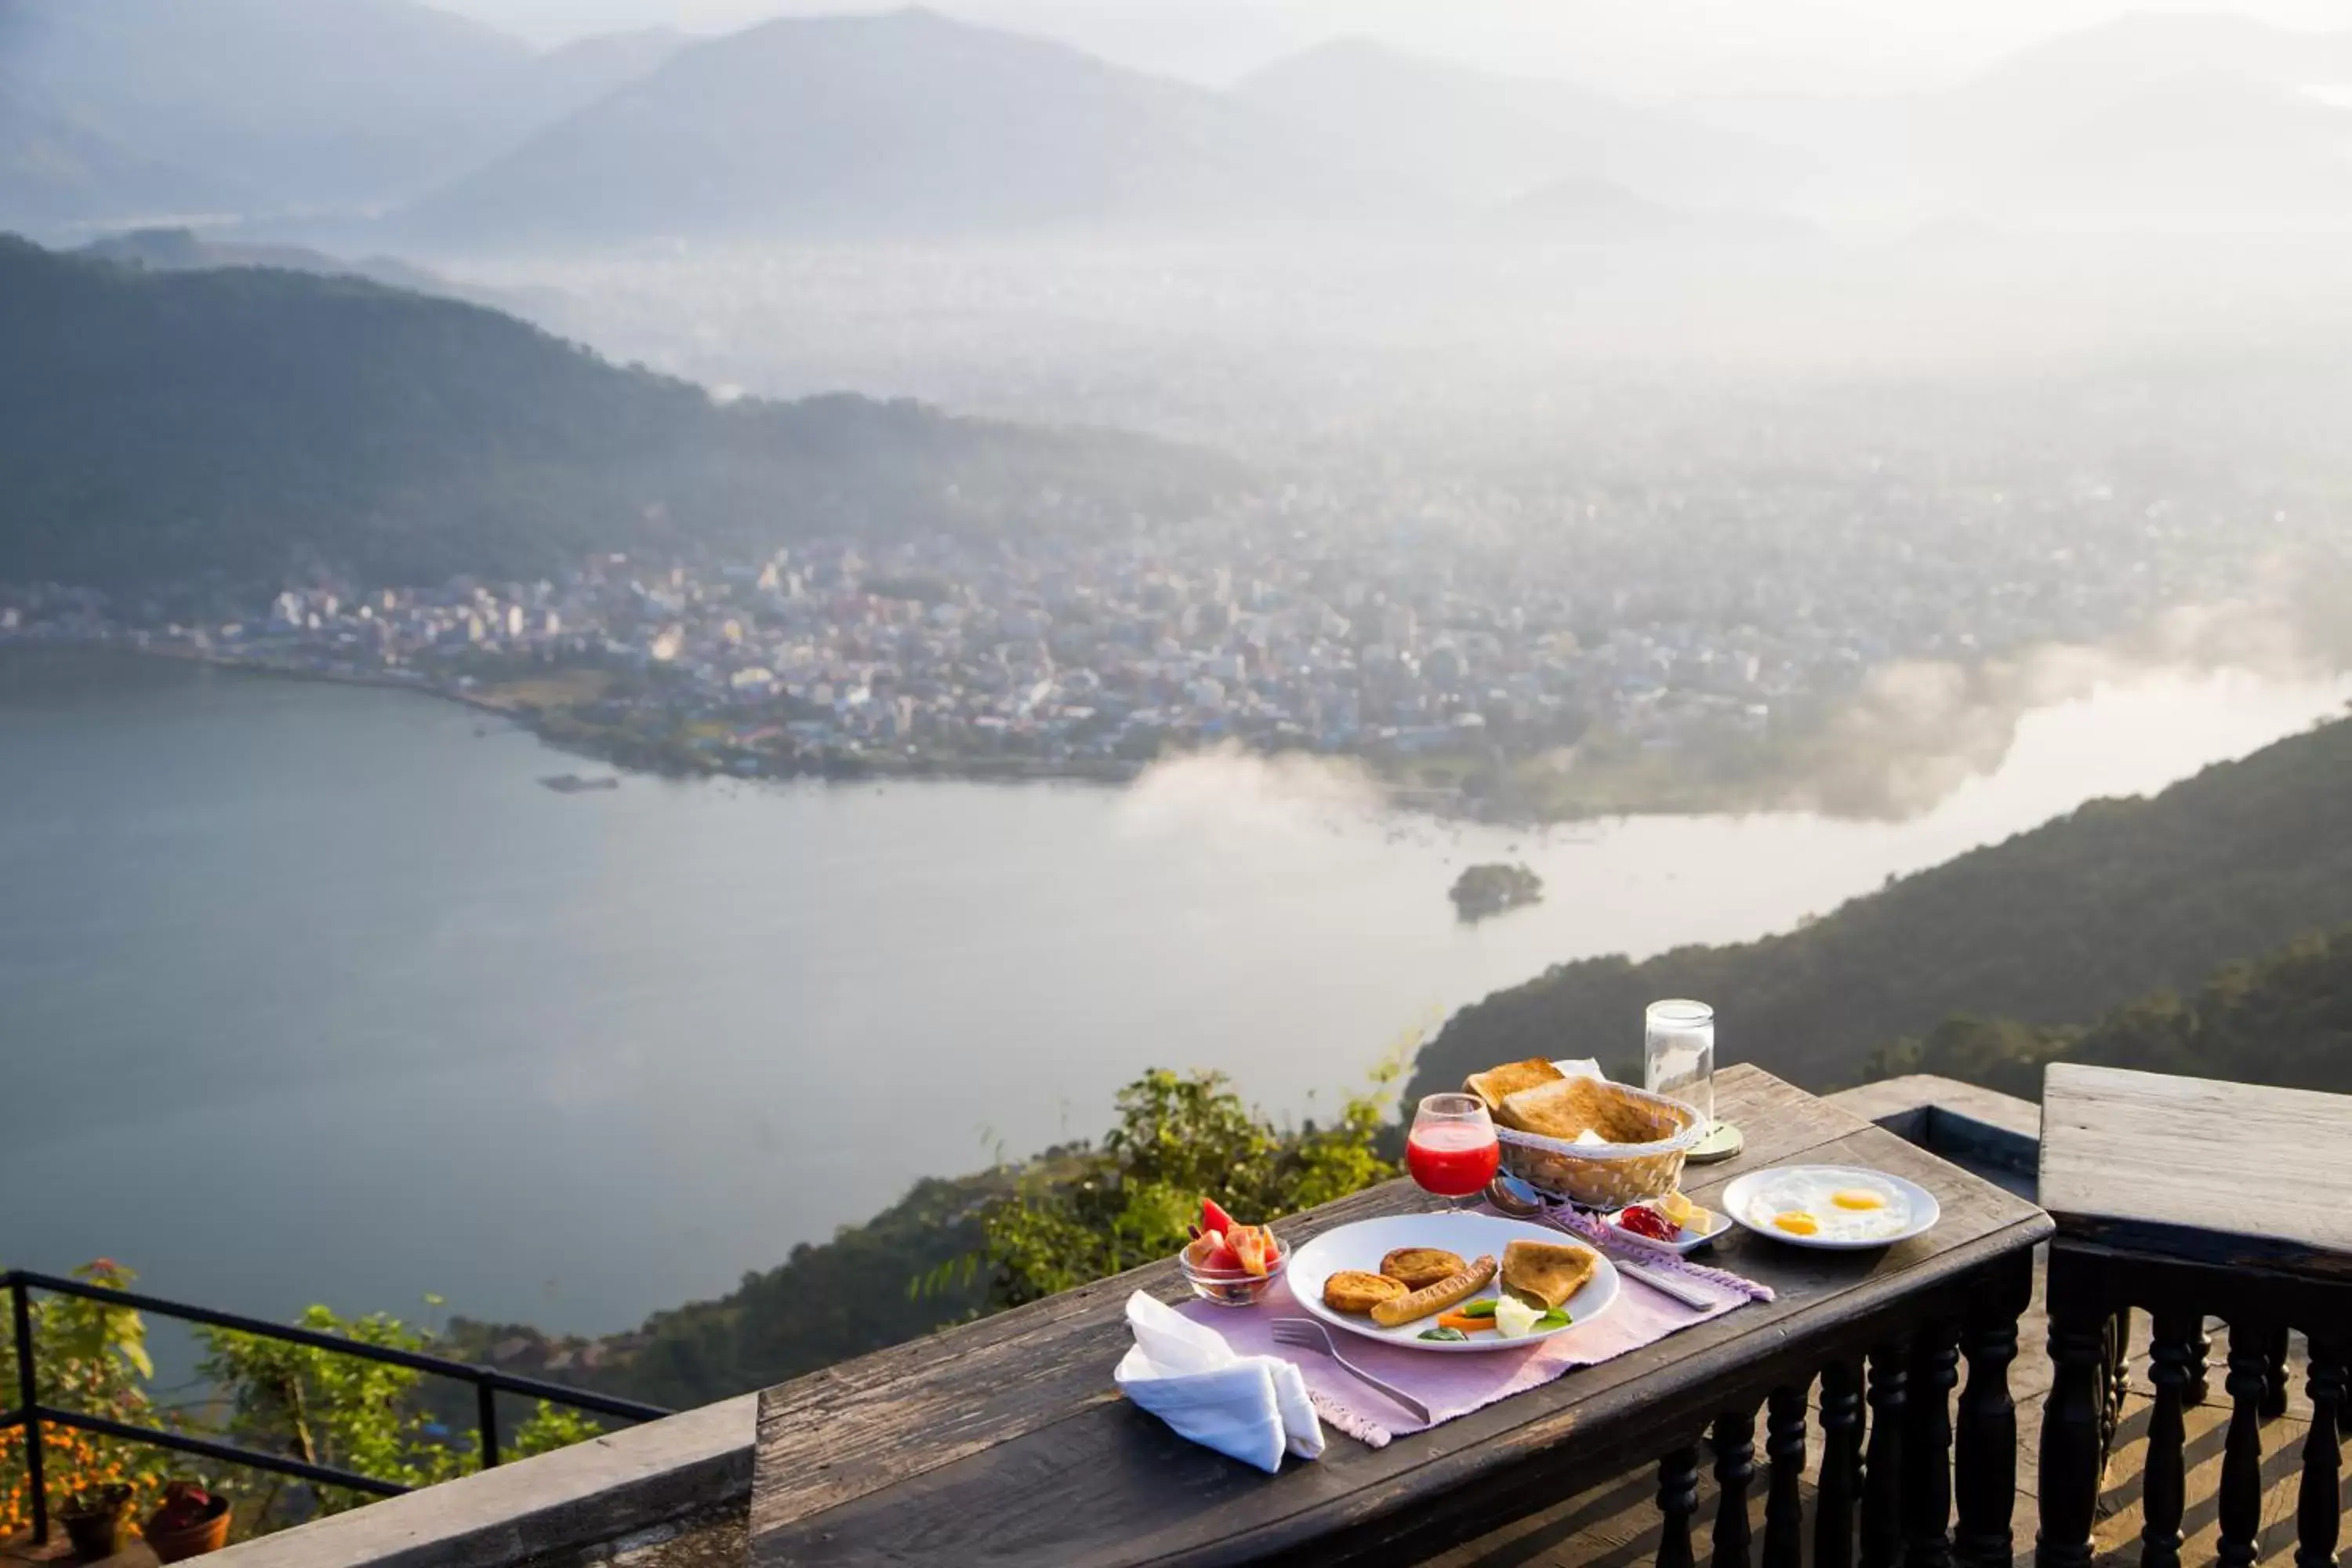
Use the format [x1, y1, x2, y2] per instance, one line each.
[1436, 1310, 1491, 1333]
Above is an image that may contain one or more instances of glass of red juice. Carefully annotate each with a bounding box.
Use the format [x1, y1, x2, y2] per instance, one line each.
[1406, 1093, 1501, 1208]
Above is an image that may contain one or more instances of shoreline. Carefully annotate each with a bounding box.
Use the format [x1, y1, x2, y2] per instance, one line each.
[9, 637, 1246, 794]
[0, 637, 1957, 826]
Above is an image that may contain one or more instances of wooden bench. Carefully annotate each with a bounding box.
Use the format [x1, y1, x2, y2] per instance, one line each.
[2034, 1063, 2352, 1568]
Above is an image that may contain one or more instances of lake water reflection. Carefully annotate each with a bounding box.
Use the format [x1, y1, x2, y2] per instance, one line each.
[2, 650, 2343, 1334]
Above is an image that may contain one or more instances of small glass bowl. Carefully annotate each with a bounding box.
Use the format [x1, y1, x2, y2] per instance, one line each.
[1179, 1244, 1287, 1307]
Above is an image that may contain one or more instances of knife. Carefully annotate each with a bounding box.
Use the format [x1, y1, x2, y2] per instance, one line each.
[1612, 1255, 1718, 1310]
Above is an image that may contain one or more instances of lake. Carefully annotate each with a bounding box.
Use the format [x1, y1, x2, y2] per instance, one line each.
[2, 649, 2345, 1336]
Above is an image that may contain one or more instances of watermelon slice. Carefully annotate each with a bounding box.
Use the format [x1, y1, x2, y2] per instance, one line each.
[1227, 1225, 1272, 1278]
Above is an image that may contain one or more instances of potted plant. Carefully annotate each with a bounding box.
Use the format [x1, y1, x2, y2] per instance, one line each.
[60, 1483, 134, 1563]
[142, 1481, 231, 1562]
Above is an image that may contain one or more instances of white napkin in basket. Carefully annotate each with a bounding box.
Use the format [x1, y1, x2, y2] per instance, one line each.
[1114, 1291, 1324, 1473]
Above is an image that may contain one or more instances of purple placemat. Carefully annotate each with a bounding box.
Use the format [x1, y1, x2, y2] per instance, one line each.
[1176, 1213, 1769, 1447]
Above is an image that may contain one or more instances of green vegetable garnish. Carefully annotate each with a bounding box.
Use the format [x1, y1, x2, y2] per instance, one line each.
[1537, 1308, 1573, 1329]
[1418, 1327, 1469, 1341]
[1458, 1300, 1498, 1319]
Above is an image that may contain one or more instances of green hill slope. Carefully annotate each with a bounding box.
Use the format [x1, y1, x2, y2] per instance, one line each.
[1877, 924, 2352, 1099]
[1408, 709, 2352, 1102]
[0, 236, 1236, 590]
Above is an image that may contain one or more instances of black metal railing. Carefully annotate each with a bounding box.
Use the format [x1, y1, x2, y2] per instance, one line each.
[2, 1268, 670, 1547]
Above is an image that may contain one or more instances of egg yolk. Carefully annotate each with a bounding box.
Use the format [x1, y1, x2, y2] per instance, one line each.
[1831, 1189, 1888, 1211]
[1772, 1211, 1820, 1236]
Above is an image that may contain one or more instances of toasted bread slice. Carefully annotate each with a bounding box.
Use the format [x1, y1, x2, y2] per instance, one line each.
[1501, 1239, 1598, 1311]
[1497, 1076, 1656, 1143]
[1464, 1058, 1564, 1117]
[1321, 1270, 1408, 1314]
[1379, 1247, 1468, 1290]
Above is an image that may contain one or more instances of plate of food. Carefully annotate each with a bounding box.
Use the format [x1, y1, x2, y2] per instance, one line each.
[1286, 1211, 1620, 1353]
[1719, 1165, 1940, 1250]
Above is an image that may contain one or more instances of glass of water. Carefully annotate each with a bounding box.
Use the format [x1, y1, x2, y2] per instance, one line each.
[1644, 1000, 1715, 1129]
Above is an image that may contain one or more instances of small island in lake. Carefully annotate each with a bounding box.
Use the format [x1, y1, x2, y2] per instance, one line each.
[539, 774, 621, 794]
[1450, 862, 1544, 921]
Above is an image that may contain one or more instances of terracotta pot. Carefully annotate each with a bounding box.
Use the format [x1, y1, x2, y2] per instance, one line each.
[142, 1494, 231, 1562]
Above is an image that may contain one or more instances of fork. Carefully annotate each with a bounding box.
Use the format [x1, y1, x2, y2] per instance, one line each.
[1268, 1318, 1433, 1426]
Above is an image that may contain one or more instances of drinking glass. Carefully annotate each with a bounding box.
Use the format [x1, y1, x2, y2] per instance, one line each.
[1644, 999, 1715, 1129]
[1406, 1092, 1501, 1209]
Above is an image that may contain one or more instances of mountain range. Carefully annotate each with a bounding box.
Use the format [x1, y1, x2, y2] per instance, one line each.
[0, 0, 687, 227]
[403, 9, 1385, 243]
[0, 237, 1236, 590]
[8, 5, 2352, 245]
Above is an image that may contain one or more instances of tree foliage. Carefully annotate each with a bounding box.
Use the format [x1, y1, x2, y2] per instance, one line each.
[0, 1261, 169, 1537]
[980, 1061, 1401, 1308]
[1871, 925, 2352, 1100]
[194, 1307, 599, 1530]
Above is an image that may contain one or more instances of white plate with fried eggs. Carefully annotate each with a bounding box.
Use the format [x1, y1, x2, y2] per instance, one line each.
[1719, 1165, 1940, 1250]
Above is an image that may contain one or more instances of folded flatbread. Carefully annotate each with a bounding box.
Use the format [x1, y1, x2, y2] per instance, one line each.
[1464, 1058, 1564, 1117]
[1501, 1239, 1599, 1311]
[1497, 1076, 1657, 1144]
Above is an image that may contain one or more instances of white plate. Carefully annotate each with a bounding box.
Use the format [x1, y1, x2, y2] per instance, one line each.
[1606, 1202, 1730, 1256]
[1719, 1165, 1941, 1250]
[1283, 1211, 1621, 1354]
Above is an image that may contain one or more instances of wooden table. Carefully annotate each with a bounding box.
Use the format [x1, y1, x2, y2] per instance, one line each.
[752, 1065, 2050, 1567]
[2034, 1064, 2352, 1568]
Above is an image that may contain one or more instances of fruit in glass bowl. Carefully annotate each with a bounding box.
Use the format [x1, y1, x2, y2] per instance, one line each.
[1178, 1200, 1285, 1306]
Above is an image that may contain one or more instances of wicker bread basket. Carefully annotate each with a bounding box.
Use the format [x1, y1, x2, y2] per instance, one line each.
[1493, 1079, 1705, 1209]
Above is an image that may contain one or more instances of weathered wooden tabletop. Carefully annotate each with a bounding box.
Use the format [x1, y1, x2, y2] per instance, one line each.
[2040, 1062, 2352, 1276]
[751, 1065, 2051, 1566]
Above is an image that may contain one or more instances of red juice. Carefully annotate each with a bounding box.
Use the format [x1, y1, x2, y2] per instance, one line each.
[1406, 1123, 1501, 1197]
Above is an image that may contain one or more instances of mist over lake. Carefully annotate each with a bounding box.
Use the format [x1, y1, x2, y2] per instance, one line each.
[3, 648, 2343, 1335]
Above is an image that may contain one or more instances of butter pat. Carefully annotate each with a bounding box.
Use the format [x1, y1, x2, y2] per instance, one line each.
[1493, 1293, 1542, 1339]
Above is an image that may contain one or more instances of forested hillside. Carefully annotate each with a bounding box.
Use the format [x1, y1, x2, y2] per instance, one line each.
[0, 238, 1237, 590]
[1873, 925, 2352, 1099]
[1409, 709, 2352, 1103]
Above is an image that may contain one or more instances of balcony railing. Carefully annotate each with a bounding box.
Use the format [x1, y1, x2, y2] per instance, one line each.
[1, 1268, 670, 1548]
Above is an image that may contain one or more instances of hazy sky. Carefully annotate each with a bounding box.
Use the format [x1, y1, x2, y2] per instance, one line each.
[445, 0, 2352, 94]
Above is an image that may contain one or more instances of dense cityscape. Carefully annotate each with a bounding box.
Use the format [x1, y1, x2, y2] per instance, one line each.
[3, 459, 2321, 814]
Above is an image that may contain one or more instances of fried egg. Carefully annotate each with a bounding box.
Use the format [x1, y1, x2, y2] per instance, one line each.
[1748, 1170, 1911, 1243]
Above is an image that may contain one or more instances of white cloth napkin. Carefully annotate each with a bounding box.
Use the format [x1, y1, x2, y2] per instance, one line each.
[1114, 1291, 1324, 1473]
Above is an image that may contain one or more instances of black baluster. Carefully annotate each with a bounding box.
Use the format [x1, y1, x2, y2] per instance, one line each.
[2101, 1311, 2132, 1457]
[2141, 1312, 2198, 1568]
[1658, 1443, 1701, 1568]
[1820, 1359, 1864, 1568]
[1712, 1409, 1758, 1568]
[2035, 1303, 2107, 1568]
[1955, 1259, 2027, 1568]
[2186, 1319, 2212, 1408]
[1763, 1383, 1808, 1568]
[2297, 1338, 2344, 1568]
[1864, 1344, 1909, 1568]
[2263, 1324, 2292, 1421]
[2218, 1324, 2271, 1568]
[1904, 1325, 1958, 1568]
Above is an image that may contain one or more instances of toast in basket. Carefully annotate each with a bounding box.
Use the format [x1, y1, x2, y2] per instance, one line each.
[1463, 1058, 1564, 1117]
[1496, 1076, 1663, 1145]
